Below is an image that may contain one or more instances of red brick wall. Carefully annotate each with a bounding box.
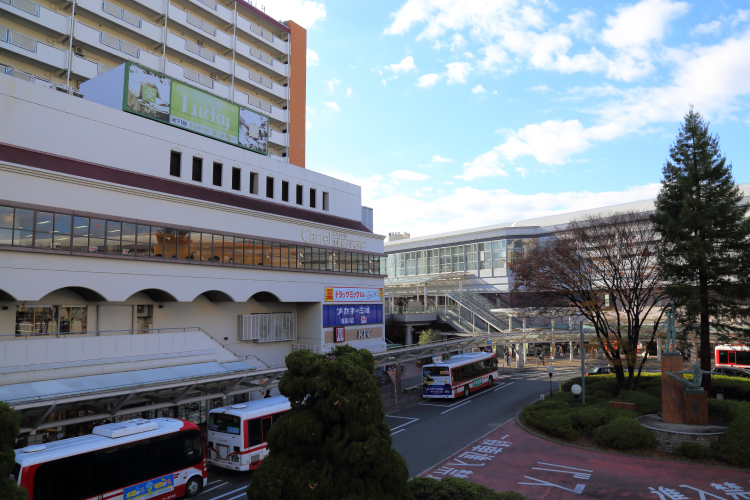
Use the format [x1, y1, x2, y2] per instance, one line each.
[661, 353, 686, 424]
[287, 21, 306, 169]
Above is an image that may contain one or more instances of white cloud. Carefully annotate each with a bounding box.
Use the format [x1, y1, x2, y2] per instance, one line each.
[471, 84, 486, 94]
[431, 155, 453, 163]
[262, 0, 327, 29]
[515, 167, 530, 177]
[445, 62, 472, 84]
[306, 106, 315, 115]
[601, 0, 690, 49]
[346, 87, 353, 97]
[306, 49, 319, 66]
[305, 121, 312, 130]
[326, 78, 340, 92]
[451, 33, 466, 51]
[325, 102, 341, 113]
[417, 73, 441, 88]
[386, 56, 417, 73]
[528, 84, 552, 93]
[391, 170, 430, 181]
[692, 20, 722, 36]
[456, 151, 508, 180]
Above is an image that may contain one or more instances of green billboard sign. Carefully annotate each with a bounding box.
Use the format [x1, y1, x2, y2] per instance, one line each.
[122, 62, 268, 155]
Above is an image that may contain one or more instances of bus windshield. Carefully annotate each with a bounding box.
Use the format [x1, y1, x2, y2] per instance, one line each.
[208, 414, 241, 435]
[423, 366, 449, 377]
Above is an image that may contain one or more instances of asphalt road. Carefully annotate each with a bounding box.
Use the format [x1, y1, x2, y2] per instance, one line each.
[197, 368, 580, 499]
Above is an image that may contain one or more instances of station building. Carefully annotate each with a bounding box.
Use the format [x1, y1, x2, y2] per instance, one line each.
[0, 6, 386, 443]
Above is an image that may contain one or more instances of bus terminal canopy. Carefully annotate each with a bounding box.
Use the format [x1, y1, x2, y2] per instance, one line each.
[384, 272, 470, 289]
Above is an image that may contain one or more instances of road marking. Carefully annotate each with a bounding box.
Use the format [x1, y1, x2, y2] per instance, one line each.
[208, 487, 248, 500]
[391, 428, 406, 436]
[441, 400, 472, 414]
[420, 384, 499, 408]
[494, 382, 515, 392]
[389, 417, 419, 431]
[226, 495, 247, 500]
[206, 480, 223, 486]
[537, 462, 592, 472]
[386, 415, 419, 420]
[200, 483, 227, 495]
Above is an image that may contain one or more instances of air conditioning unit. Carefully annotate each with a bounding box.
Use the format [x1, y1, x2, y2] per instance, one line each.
[73, 46, 86, 56]
[197, 40, 204, 46]
[210, 73, 217, 80]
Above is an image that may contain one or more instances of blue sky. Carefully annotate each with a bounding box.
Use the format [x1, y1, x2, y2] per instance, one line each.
[263, 0, 750, 236]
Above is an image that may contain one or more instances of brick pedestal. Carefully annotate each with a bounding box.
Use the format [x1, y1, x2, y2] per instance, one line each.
[684, 390, 709, 426]
[661, 352, 685, 424]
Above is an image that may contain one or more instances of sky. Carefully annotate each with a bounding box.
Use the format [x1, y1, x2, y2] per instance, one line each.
[260, 0, 750, 237]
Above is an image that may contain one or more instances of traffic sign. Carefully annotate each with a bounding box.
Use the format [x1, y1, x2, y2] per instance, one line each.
[486, 340, 492, 345]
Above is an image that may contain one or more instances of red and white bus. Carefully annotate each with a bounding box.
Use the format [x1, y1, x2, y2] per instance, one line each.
[716, 344, 750, 369]
[207, 396, 290, 471]
[422, 352, 498, 399]
[12, 418, 206, 500]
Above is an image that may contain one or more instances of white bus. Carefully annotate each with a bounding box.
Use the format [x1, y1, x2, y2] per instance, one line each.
[207, 396, 290, 471]
[13, 418, 206, 500]
[422, 352, 498, 399]
[715, 344, 750, 369]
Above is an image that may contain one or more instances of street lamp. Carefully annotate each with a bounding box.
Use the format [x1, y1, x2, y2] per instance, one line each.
[571, 384, 582, 425]
[547, 365, 554, 396]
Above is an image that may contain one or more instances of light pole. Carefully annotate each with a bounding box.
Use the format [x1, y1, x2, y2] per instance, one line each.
[547, 365, 554, 396]
[571, 384, 582, 425]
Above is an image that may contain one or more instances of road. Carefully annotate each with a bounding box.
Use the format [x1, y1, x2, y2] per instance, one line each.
[196, 368, 579, 499]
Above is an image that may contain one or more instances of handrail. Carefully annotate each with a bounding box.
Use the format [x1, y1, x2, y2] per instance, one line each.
[446, 294, 506, 333]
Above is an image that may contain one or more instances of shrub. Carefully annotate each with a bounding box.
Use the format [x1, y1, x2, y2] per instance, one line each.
[593, 417, 654, 450]
[408, 477, 525, 500]
[574, 406, 612, 432]
[617, 391, 662, 415]
[522, 404, 579, 441]
[708, 398, 744, 422]
[712, 375, 750, 402]
[675, 441, 708, 460]
[0, 402, 28, 500]
[586, 376, 620, 398]
[718, 414, 750, 467]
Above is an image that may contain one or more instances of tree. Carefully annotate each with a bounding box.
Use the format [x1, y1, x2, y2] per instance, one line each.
[0, 402, 28, 500]
[246, 345, 412, 500]
[418, 329, 443, 345]
[510, 212, 668, 390]
[652, 107, 750, 395]
[408, 477, 524, 500]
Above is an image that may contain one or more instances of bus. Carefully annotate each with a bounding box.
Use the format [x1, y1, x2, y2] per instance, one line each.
[715, 344, 750, 369]
[207, 396, 290, 471]
[422, 352, 498, 399]
[13, 418, 206, 500]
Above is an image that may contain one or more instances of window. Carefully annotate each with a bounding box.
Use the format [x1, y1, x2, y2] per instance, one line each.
[309, 188, 316, 208]
[247, 418, 262, 447]
[208, 414, 240, 434]
[231, 167, 241, 191]
[281, 180, 289, 202]
[169, 151, 181, 177]
[266, 176, 274, 198]
[192, 156, 203, 182]
[15, 305, 87, 336]
[213, 162, 222, 186]
[249, 172, 258, 194]
[322, 192, 329, 211]
[296, 184, 303, 205]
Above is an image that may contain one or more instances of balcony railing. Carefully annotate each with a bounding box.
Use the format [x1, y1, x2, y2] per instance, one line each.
[1, 25, 36, 52]
[186, 10, 215, 36]
[2, 66, 67, 91]
[184, 37, 215, 62]
[2, 0, 39, 16]
[102, 0, 142, 28]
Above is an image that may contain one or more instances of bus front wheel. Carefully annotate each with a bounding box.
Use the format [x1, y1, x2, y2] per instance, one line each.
[463, 385, 470, 398]
[185, 477, 203, 498]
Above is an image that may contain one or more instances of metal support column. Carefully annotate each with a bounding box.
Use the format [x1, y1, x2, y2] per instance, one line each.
[657, 339, 662, 362]
[580, 321, 586, 404]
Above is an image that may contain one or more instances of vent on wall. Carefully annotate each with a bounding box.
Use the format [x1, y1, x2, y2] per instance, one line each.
[238, 313, 297, 342]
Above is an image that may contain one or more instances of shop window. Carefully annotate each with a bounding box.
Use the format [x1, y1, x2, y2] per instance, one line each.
[266, 177, 274, 199]
[170, 151, 181, 177]
[323, 192, 329, 211]
[281, 181, 289, 202]
[296, 184, 303, 205]
[15, 305, 87, 336]
[192, 157, 203, 182]
[249, 172, 258, 194]
[310, 188, 316, 208]
[232, 167, 241, 191]
[213, 162, 222, 187]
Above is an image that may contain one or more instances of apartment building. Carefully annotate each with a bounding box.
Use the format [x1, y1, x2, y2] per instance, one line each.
[0, 0, 305, 165]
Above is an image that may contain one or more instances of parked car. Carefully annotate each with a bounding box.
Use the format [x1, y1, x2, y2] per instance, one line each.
[712, 366, 750, 379]
[586, 366, 615, 377]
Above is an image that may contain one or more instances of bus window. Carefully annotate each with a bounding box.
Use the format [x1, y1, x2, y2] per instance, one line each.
[248, 418, 263, 447]
[719, 350, 728, 364]
[729, 352, 736, 365]
[737, 351, 750, 366]
[261, 417, 273, 442]
[209, 413, 241, 435]
[272, 411, 287, 425]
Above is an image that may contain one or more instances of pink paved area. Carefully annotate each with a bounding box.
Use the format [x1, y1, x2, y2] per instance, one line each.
[419, 418, 750, 499]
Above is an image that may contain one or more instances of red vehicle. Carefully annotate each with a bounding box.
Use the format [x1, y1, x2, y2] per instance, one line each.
[715, 344, 750, 369]
[422, 352, 498, 399]
[12, 418, 206, 500]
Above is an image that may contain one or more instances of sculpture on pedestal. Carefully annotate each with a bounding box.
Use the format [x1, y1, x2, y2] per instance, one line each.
[666, 363, 712, 392]
[664, 301, 677, 352]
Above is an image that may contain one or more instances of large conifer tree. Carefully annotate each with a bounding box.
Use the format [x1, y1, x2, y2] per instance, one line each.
[246, 345, 412, 500]
[652, 106, 750, 394]
[0, 402, 28, 500]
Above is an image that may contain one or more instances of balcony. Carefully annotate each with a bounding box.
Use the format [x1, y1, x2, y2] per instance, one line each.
[75, 0, 163, 45]
[164, 58, 230, 99]
[130, 0, 164, 17]
[0, 26, 68, 70]
[0, 0, 70, 38]
[2, 66, 67, 91]
[233, 61, 287, 101]
[232, 88, 286, 123]
[270, 153, 287, 163]
[234, 38, 287, 78]
[166, 31, 231, 75]
[171, 0, 232, 28]
[235, 14, 288, 56]
[73, 21, 162, 70]
[167, 3, 232, 53]
[70, 53, 112, 79]
[269, 129, 287, 147]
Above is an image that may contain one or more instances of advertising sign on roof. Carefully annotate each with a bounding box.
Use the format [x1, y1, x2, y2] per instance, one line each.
[122, 62, 268, 155]
[324, 287, 383, 303]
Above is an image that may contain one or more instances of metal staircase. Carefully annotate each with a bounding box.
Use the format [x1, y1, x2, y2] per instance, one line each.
[445, 291, 509, 333]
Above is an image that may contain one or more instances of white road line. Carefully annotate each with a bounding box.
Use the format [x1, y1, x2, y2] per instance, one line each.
[494, 382, 515, 392]
[441, 400, 472, 414]
[537, 462, 593, 472]
[208, 487, 248, 500]
[390, 418, 419, 431]
[391, 428, 406, 436]
[206, 480, 223, 486]
[226, 495, 247, 500]
[386, 415, 418, 420]
[200, 483, 227, 495]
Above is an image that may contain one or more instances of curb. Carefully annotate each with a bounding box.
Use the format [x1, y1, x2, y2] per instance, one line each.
[514, 411, 749, 473]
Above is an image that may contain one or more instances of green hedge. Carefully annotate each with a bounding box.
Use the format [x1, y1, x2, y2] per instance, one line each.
[593, 417, 654, 450]
[408, 477, 525, 500]
[675, 442, 708, 460]
[712, 375, 750, 402]
[718, 414, 750, 467]
[521, 401, 579, 441]
[616, 391, 661, 415]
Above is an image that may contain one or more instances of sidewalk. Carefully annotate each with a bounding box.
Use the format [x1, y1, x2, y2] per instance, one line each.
[419, 417, 749, 499]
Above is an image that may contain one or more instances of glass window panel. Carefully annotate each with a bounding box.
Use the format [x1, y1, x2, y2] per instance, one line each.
[136, 225, 152, 257]
[374, 256, 381, 275]
[273, 242, 282, 267]
[121, 223, 136, 256]
[15, 305, 56, 336]
[0, 206, 13, 229]
[311, 247, 320, 270]
[0, 228, 11, 246]
[175, 230, 190, 260]
[34, 232, 52, 250]
[466, 243, 477, 271]
[243, 238, 254, 265]
[88, 218, 106, 253]
[326, 249, 333, 272]
[54, 213, 72, 234]
[332, 250, 340, 272]
[210, 235, 223, 262]
[72, 217, 90, 252]
[253, 240, 264, 265]
[263, 241, 273, 266]
[295, 245, 304, 269]
[406, 252, 416, 276]
[198, 233, 212, 262]
[277, 243, 289, 268]
[221, 235, 234, 263]
[288, 244, 297, 269]
[53, 231, 71, 251]
[151, 227, 165, 258]
[345, 252, 352, 273]
[439, 247, 451, 273]
[187, 232, 201, 260]
[357, 253, 365, 273]
[106, 221, 122, 255]
[14, 208, 34, 231]
[161, 228, 177, 259]
[452, 246, 465, 272]
[35, 211, 54, 232]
